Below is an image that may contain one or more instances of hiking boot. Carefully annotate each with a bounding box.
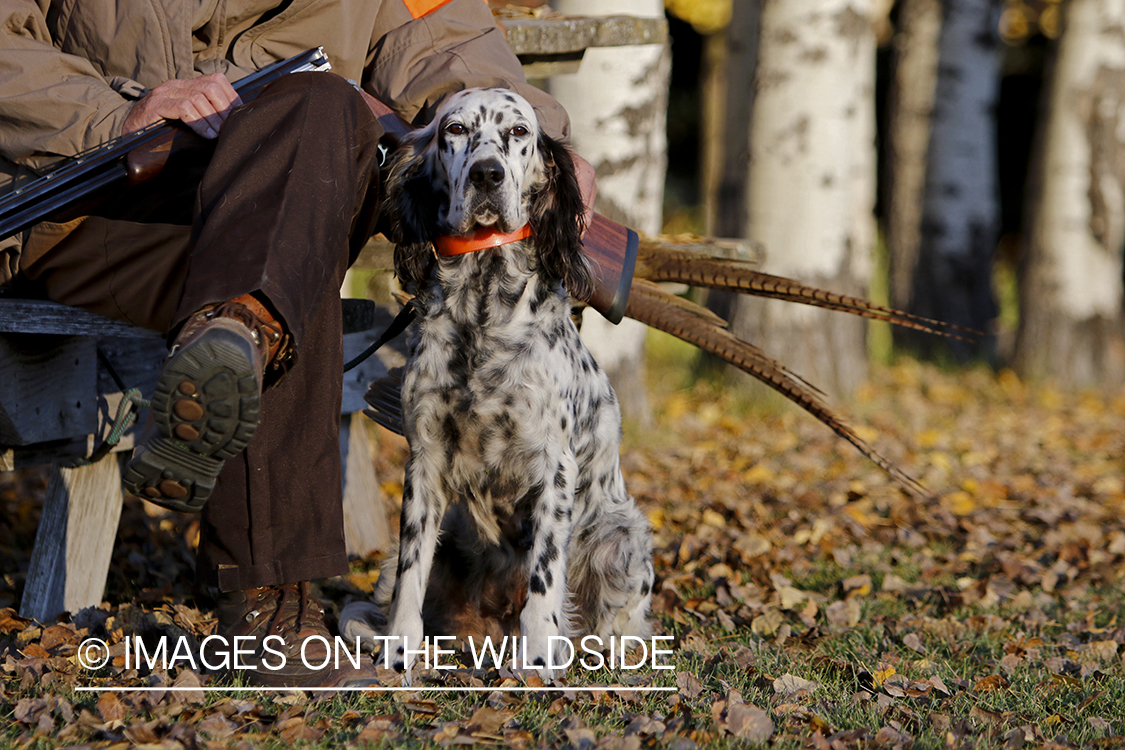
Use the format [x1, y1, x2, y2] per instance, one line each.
[209, 582, 380, 688]
[123, 294, 291, 513]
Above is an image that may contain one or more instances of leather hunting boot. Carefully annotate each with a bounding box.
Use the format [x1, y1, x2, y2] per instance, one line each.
[123, 294, 290, 513]
[211, 582, 380, 688]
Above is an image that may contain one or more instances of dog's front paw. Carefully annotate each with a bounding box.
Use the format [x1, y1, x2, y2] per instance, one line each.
[379, 613, 425, 679]
[372, 637, 418, 686]
[516, 633, 572, 683]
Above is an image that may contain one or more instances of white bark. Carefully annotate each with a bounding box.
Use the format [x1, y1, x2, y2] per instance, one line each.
[1013, 0, 1125, 386]
[549, 0, 670, 422]
[730, 0, 877, 397]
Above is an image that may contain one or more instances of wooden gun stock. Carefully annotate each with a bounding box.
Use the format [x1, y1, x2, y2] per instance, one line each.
[359, 92, 637, 323]
[581, 214, 638, 324]
[125, 127, 209, 185]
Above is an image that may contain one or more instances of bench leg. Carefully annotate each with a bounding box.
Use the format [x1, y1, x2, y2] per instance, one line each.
[19, 453, 124, 622]
[340, 413, 391, 558]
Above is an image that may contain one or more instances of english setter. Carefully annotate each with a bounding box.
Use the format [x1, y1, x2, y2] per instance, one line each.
[340, 88, 653, 679]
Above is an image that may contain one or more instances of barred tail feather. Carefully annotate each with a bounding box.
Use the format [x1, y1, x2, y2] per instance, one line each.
[625, 280, 931, 500]
[635, 250, 978, 341]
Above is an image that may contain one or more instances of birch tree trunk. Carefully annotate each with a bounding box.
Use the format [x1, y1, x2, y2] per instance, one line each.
[886, 0, 942, 312]
[910, 0, 1001, 361]
[550, 0, 670, 423]
[1012, 0, 1125, 387]
[728, 0, 877, 398]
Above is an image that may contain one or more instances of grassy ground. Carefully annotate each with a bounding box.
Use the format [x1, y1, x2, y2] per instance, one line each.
[2, 335, 1125, 748]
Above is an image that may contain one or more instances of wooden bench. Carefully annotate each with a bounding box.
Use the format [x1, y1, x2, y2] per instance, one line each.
[1, 295, 395, 622]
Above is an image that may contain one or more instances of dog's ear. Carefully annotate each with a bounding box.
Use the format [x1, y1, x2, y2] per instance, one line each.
[529, 134, 592, 302]
[386, 126, 442, 290]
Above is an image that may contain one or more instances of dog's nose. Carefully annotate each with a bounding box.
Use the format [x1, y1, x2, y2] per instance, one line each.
[469, 158, 506, 190]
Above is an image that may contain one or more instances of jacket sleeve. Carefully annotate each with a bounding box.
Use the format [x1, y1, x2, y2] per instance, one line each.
[364, 0, 570, 140]
[0, 1, 135, 170]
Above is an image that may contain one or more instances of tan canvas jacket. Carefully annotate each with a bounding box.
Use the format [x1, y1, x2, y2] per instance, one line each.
[0, 0, 569, 284]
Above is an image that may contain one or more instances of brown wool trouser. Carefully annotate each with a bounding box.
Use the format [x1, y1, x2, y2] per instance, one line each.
[17, 72, 385, 592]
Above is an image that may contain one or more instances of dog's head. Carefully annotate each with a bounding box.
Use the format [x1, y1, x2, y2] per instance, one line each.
[387, 88, 590, 299]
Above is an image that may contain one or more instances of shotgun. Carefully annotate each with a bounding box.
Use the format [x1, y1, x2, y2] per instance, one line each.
[0, 48, 636, 323]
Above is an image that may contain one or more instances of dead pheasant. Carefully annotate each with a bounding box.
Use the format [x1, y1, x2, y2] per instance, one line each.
[364, 237, 971, 500]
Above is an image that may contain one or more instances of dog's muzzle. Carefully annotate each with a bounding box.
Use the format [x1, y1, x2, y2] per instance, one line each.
[463, 157, 515, 231]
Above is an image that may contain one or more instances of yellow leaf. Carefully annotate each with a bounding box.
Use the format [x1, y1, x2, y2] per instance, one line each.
[843, 505, 875, 528]
[930, 452, 953, 472]
[853, 425, 878, 444]
[702, 509, 726, 528]
[777, 586, 807, 610]
[874, 666, 895, 687]
[742, 465, 774, 484]
[944, 491, 975, 516]
[751, 609, 783, 637]
[775, 433, 799, 452]
[916, 429, 942, 449]
[648, 507, 665, 531]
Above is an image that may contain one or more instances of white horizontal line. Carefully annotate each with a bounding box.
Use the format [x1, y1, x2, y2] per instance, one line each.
[75, 685, 676, 693]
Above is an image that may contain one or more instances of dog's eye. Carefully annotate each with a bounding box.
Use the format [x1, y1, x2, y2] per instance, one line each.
[510, 125, 529, 137]
[446, 122, 466, 135]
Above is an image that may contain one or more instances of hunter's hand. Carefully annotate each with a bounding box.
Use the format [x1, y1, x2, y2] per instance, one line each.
[122, 73, 242, 139]
[572, 152, 597, 234]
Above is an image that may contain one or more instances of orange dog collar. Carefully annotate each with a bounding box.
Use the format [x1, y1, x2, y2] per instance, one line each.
[434, 224, 532, 256]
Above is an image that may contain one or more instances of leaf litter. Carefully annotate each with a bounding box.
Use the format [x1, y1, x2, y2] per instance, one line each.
[1, 360, 1125, 747]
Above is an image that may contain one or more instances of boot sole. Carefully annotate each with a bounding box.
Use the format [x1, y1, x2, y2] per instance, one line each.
[124, 322, 262, 513]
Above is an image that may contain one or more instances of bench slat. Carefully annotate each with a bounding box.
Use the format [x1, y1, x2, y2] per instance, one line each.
[0, 298, 162, 339]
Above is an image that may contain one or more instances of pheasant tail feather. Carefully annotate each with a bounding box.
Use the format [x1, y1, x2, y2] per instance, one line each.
[636, 249, 978, 341]
[625, 279, 931, 499]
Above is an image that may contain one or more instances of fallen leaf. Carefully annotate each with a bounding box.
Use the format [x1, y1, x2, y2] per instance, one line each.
[777, 586, 807, 610]
[826, 599, 861, 628]
[676, 671, 704, 700]
[973, 674, 1009, 693]
[279, 717, 324, 742]
[1084, 641, 1119, 663]
[97, 692, 126, 723]
[902, 632, 925, 654]
[13, 697, 47, 725]
[725, 702, 774, 742]
[969, 705, 1004, 726]
[773, 673, 819, 697]
[873, 726, 910, 747]
[171, 668, 205, 703]
[468, 706, 511, 735]
[873, 664, 896, 687]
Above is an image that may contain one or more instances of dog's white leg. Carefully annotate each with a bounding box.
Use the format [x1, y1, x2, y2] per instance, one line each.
[518, 451, 578, 679]
[383, 459, 448, 682]
[569, 500, 654, 638]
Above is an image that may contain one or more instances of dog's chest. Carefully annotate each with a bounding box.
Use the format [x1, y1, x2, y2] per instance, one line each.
[402, 259, 604, 504]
